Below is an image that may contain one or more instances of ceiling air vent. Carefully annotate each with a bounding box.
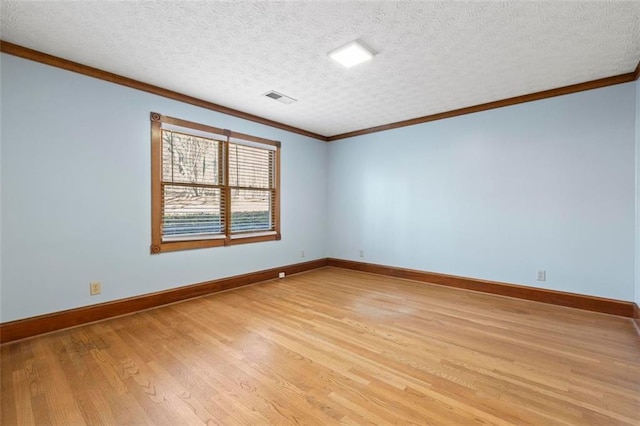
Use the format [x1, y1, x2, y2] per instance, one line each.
[263, 90, 297, 104]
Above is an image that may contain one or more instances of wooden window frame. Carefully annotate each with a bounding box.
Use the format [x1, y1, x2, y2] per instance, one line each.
[150, 112, 281, 254]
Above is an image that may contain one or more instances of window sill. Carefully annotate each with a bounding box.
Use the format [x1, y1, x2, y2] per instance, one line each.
[151, 232, 281, 254]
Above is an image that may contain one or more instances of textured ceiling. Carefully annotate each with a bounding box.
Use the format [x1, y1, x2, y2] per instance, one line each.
[1, 1, 639, 138]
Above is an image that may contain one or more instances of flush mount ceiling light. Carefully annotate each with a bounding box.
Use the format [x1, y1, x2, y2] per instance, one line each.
[328, 40, 375, 68]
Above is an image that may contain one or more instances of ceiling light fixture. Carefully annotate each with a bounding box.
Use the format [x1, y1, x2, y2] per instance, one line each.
[328, 40, 375, 68]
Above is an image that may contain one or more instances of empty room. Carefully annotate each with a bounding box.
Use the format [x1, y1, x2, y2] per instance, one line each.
[1, 1, 639, 424]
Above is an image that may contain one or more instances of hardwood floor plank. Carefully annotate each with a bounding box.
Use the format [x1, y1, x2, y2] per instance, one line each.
[30, 338, 86, 425]
[11, 368, 35, 425]
[1, 267, 638, 425]
[1, 344, 18, 425]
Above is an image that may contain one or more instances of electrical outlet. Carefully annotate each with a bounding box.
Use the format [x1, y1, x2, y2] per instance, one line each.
[536, 270, 546, 281]
[359, 250, 364, 258]
[278, 272, 285, 279]
[90, 281, 102, 295]
[301, 249, 305, 258]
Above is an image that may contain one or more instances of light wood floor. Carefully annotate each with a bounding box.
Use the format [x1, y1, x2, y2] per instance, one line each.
[2, 267, 639, 425]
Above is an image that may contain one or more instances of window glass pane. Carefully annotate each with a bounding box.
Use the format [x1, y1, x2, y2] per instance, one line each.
[162, 130, 221, 185]
[230, 189, 273, 233]
[163, 185, 224, 237]
[228, 143, 273, 189]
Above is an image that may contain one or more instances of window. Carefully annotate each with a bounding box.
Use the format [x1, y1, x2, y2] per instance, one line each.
[150, 112, 280, 254]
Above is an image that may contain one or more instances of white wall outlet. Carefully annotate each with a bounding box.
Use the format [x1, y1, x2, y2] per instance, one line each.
[536, 270, 546, 281]
[278, 272, 285, 279]
[90, 281, 102, 295]
[359, 250, 364, 258]
[301, 249, 305, 258]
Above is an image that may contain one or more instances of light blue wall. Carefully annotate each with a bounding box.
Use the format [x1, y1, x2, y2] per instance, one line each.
[0, 60, 3, 321]
[1, 52, 638, 323]
[0, 54, 328, 322]
[636, 80, 640, 305]
[328, 83, 637, 300]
